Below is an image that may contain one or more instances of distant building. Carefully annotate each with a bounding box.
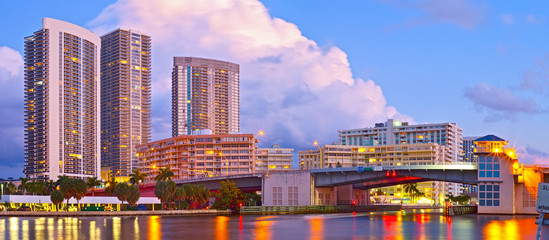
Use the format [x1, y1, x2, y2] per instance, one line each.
[255, 144, 294, 172]
[137, 133, 256, 183]
[462, 136, 480, 194]
[100, 29, 152, 177]
[171, 57, 240, 136]
[339, 119, 463, 162]
[24, 18, 101, 180]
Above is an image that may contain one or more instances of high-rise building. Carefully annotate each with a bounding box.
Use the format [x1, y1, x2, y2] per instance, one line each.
[137, 133, 256, 183]
[462, 136, 480, 163]
[24, 18, 101, 180]
[339, 119, 463, 162]
[171, 57, 239, 136]
[100, 29, 151, 177]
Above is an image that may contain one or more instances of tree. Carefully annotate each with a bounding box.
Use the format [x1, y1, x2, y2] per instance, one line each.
[174, 186, 188, 209]
[403, 183, 420, 202]
[87, 177, 102, 196]
[155, 167, 175, 182]
[114, 182, 131, 210]
[212, 180, 244, 211]
[129, 169, 146, 186]
[127, 185, 141, 207]
[6, 182, 16, 195]
[26, 180, 36, 195]
[56, 175, 70, 188]
[154, 180, 176, 209]
[59, 178, 75, 206]
[18, 177, 30, 195]
[50, 190, 64, 211]
[244, 192, 261, 206]
[44, 180, 55, 195]
[73, 179, 88, 210]
[105, 177, 118, 196]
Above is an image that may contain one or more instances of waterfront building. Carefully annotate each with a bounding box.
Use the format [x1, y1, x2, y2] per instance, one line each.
[137, 133, 256, 183]
[255, 144, 294, 172]
[299, 143, 451, 204]
[100, 29, 152, 178]
[171, 57, 239, 136]
[24, 18, 101, 180]
[339, 119, 463, 162]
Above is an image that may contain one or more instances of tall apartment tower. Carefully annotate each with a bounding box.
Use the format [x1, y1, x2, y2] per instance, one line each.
[100, 29, 151, 177]
[24, 18, 101, 180]
[172, 57, 240, 136]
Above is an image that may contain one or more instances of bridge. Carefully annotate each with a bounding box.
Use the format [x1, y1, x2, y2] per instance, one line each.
[311, 164, 478, 189]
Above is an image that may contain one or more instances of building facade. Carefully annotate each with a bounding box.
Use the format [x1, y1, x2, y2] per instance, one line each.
[255, 144, 294, 172]
[299, 143, 452, 203]
[137, 133, 256, 183]
[339, 119, 463, 162]
[171, 57, 239, 136]
[100, 29, 151, 177]
[24, 18, 101, 180]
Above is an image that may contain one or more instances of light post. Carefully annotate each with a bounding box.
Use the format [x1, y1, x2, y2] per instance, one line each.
[314, 141, 323, 169]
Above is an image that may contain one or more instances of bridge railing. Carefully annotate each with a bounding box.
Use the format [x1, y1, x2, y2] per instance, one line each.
[240, 205, 402, 215]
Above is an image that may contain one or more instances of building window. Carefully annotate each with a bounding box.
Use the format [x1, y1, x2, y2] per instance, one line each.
[288, 186, 298, 205]
[272, 187, 282, 206]
[478, 183, 500, 207]
[523, 186, 537, 207]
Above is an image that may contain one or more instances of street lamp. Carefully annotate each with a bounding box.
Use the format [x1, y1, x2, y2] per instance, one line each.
[219, 152, 230, 176]
[314, 141, 323, 169]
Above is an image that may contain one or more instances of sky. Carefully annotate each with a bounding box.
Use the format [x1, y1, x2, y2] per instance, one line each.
[1, 0, 549, 177]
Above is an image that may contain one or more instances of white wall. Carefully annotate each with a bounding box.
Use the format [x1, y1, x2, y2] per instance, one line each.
[263, 171, 311, 206]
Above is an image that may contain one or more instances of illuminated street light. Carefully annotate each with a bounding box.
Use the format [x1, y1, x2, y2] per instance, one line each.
[314, 141, 323, 169]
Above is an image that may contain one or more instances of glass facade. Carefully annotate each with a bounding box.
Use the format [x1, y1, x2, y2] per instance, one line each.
[100, 29, 151, 177]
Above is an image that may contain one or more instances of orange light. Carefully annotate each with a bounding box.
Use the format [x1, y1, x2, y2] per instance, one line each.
[258, 130, 264, 136]
[152, 165, 156, 168]
[313, 141, 319, 146]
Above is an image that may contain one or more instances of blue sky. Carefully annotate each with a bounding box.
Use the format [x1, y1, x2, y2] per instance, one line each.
[1, 0, 549, 177]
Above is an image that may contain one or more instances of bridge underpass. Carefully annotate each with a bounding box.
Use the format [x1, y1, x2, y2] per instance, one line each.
[311, 165, 478, 188]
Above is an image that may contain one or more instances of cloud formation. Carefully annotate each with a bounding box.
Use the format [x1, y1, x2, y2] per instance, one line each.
[90, 0, 410, 149]
[516, 146, 549, 165]
[0, 46, 24, 176]
[386, 0, 485, 29]
[464, 83, 546, 122]
[500, 14, 515, 25]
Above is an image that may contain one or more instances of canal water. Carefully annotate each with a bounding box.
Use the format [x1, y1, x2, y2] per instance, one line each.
[1, 210, 548, 239]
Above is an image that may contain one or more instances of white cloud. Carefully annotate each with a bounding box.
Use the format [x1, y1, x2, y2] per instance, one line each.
[90, 0, 411, 148]
[0, 46, 24, 177]
[0, 46, 23, 80]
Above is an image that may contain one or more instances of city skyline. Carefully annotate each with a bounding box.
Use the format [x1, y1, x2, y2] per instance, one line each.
[1, 0, 549, 177]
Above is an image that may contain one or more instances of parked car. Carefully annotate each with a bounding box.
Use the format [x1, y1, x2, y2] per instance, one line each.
[17, 206, 31, 211]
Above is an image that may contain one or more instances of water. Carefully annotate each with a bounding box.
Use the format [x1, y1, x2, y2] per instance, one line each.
[1, 210, 548, 239]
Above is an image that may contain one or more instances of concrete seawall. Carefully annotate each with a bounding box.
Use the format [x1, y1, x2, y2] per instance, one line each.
[0, 209, 232, 217]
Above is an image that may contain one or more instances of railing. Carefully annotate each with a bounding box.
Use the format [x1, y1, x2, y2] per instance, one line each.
[443, 205, 477, 216]
[240, 205, 402, 215]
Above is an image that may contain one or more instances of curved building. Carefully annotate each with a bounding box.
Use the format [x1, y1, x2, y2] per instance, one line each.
[24, 18, 101, 180]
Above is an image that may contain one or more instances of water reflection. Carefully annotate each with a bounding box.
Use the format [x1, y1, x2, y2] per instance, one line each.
[0, 212, 545, 239]
[308, 217, 323, 240]
[214, 216, 229, 240]
[147, 215, 162, 240]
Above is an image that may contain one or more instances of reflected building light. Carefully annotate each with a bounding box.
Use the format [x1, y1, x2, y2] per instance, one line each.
[134, 217, 140, 240]
[47, 218, 54, 239]
[10, 217, 19, 240]
[113, 217, 121, 240]
[148, 216, 162, 240]
[309, 217, 323, 240]
[215, 216, 229, 240]
[22, 219, 29, 240]
[35, 218, 46, 240]
[90, 221, 96, 240]
[255, 218, 274, 240]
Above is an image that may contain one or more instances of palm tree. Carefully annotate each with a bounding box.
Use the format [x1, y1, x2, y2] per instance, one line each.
[44, 180, 55, 195]
[105, 177, 118, 196]
[114, 183, 131, 210]
[56, 175, 70, 188]
[403, 183, 417, 202]
[129, 169, 146, 186]
[87, 177, 102, 196]
[73, 179, 88, 210]
[18, 177, 30, 195]
[154, 167, 174, 182]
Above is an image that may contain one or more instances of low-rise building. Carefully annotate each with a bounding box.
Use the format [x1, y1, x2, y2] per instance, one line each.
[137, 133, 257, 183]
[255, 144, 294, 172]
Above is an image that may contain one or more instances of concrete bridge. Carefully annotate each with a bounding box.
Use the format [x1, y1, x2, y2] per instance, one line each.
[311, 164, 478, 189]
